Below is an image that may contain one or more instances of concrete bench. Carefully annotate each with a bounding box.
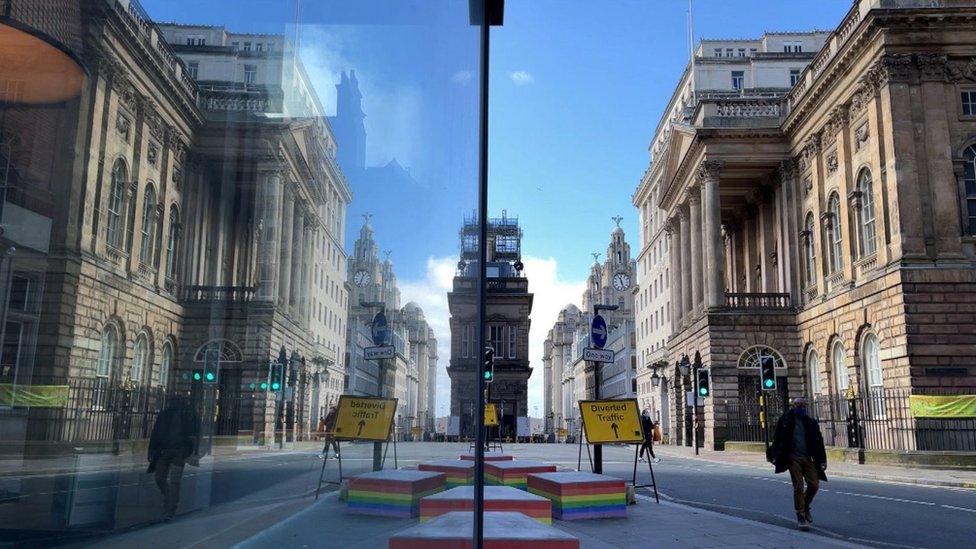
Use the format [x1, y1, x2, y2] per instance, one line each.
[527, 471, 627, 520]
[420, 485, 553, 524]
[485, 460, 557, 490]
[347, 470, 446, 518]
[418, 459, 476, 487]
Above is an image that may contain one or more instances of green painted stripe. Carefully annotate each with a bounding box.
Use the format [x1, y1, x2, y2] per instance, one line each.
[348, 486, 442, 504]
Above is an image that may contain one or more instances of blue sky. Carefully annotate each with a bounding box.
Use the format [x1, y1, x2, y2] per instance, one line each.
[144, 0, 852, 415]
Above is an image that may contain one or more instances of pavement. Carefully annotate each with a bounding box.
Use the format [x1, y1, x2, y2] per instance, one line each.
[3, 442, 974, 548]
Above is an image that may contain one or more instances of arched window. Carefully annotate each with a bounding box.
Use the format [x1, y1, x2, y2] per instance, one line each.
[803, 212, 816, 286]
[97, 324, 118, 379]
[131, 333, 150, 385]
[807, 349, 821, 398]
[159, 342, 172, 389]
[857, 169, 877, 257]
[832, 341, 848, 394]
[963, 145, 976, 236]
[862, 333, 885, 417]
[825, 194, 843, 274]
[107, 160, 127, 248]
[139, 185, 157, 264]
[165, 207, 180, 279]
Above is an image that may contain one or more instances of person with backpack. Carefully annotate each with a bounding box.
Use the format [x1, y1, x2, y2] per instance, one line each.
[147, 394, 199, 520]
[767, 397, 827, 531]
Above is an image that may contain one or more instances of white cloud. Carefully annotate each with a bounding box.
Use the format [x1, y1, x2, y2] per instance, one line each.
[452, 70, 473, 85]
[400, 255, 585, 419]
[508, 70, 535, 86]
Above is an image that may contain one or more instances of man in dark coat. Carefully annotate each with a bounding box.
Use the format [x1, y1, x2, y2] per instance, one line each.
[767, 396, 827, 531]
[148, 394, 199, 520]
[638, 409, 659, 463]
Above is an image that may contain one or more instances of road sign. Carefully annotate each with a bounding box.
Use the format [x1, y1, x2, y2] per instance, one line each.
[485, 403, 499, 427]
[582, 348, 615, 363]
[578, 398, 644, 444]
[590, 314, 608, 349]
[371, 311, 389, 346]
[332, 395, 398, 441]
[364, 345, 395, 360]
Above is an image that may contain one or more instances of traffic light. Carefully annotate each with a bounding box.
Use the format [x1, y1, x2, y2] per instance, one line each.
[268, 360, 284, 392]
[191, 369, 203, 383]
[760, 356, 777, 391]
[697, 368, 710, 397]
[483, 346, 495, 384]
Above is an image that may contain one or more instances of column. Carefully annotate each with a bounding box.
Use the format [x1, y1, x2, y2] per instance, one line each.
[688, 188, 703, 314]
[278, 185, 295, 306]
[290, 205, 305, 309]
[678, 206, 692, 320]
[760, 199, 777, 292]
[302, 223, 316, 323]
[666, 221, 682, 327]
[700, 161, 724, 309]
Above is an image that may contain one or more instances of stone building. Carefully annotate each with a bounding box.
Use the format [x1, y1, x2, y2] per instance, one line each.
[633, 30, 831, 442]
[643, 0, 976, 450]
[0, 0, 350, 446]
[448, 212, 533, 440]
[541, 304, 581, 436]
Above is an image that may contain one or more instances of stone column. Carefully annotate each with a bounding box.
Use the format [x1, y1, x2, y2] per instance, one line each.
[290, 205, 305, 309]
[678, 205, 692, 320]
[302, 222, 316, 323]
[688, 188, 703, 314]
[256, 172, 282, 299]
[666, 220, 682, 327]
[278, 185, 295, 306]
[700, 161, 724, 309]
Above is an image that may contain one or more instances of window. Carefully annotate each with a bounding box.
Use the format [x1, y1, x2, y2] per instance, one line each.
[231, 41, 239, 50]
[832, 341, 848, 394]
[963, 145, 976, 235]
[790, 68, 801, 86]
[243, 41, 252, 51]
[825, 193, 843, 274]
[863, 334, 885, 417]
[508, 325, 517, 359]
[132, 334, 149, 385]
[139, 185, 157, 265]
[964, 91, 976, 116]
[187, 61, 199, 79]
[461, 324, 471, 358]
[749, 48, 757, 56]
[784, 41, 802, 53]
[166, 208, 180, 279]
[713, 48, 722, 57]
[737, 48, 746, 57]
[857, 169, 877, 257]
[9, 275, 30, 312]
[107, 159, 127, 249]
[803, 213, 817, 286]
[256, 42, 263, 52]
[488, 325, 504, 356]
[807, 350, 821, 397]
[731, 71, 744, 90]
[244, 65, 257, 85]
[725, 48, 733, 57]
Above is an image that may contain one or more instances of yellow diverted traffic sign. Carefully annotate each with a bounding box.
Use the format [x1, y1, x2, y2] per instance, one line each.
[578, 398, 644, 444]
[485, 403, 499, 427]
[333, 395, 397, 441]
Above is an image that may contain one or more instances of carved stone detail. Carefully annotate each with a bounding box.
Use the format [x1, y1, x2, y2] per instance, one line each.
[947, 57, 976, 82]
[916, 53, 949, 82]
[854, 123, 870, 152]
[826, 151, 838, 174]
[697, 159, 723, 182]
[147, 142, 159, 168]
[116, 113, 131, 142]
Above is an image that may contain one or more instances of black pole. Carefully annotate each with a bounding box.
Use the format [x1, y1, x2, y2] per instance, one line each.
[592, 358, 602, 473]
[372, 360, 386, 471]
[693, 367, 699, 455]
[473, 2, 490, 547]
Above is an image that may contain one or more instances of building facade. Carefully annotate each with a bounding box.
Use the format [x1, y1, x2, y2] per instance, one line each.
[646, 0, 976, 451]
[448, 212, 533, 440]
[633, 30, 831, 443]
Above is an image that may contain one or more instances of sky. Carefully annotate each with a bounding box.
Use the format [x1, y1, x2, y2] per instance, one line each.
[143, 0, 851, 418]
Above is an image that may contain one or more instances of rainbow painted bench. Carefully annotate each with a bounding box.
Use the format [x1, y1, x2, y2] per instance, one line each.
[347, 470, 445, 518]
[418, 459, 476, 488]
[485, 460, 556, 490]
[389, 511, 579, 549]
[420, 485, 553, 524]
[527, 472, 627, 520]
[460, 451, 513, 462]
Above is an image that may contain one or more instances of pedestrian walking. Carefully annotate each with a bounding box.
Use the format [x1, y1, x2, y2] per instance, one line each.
[767, 396, 827, 531]
[322, 405, 340, 458]
[147, 394, 199, 520]
[638, 409, 660, 463]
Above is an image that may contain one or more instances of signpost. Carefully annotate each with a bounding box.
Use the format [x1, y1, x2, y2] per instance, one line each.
[590, 314, 608, 349]
[587, 305, 618, 474]
[578, 399, 645, 444]
[582, 348, 614, 363]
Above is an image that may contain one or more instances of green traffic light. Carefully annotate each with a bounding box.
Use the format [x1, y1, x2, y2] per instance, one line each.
[260, 382, 268, 390]
[483, 371, 492, 380]
[192, 371, 202, 381]
[205, 372, 216, 382]
[271, 382, 281, 391]
[699, 388, 708, 396]
[249, 383, 256, 390]
[764, 378, 774, 388]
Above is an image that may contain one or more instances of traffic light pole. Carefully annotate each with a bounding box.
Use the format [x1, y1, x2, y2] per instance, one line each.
[592, 359, 602, 474]
[692, 367, 699, 456]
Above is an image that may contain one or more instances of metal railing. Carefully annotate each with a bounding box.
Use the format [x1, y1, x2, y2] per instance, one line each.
[729, 388, 976, 452]
[724, 292, 792, 309]
[183, 285, 257, 302]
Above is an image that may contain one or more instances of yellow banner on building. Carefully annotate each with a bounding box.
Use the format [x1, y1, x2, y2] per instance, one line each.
[909, 394, 976, 418]
[0, 384, 69, 408]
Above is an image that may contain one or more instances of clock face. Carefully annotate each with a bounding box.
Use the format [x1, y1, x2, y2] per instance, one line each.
[354, 269, 371, 287]
[612, 272, 631, 291]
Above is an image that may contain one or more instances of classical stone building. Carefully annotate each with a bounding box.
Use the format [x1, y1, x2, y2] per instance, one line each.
[633, 30, 831, 442]
[642, 0, 976, 450]
[448, 212, 533, 440]
[0, 0, 351, 446]
[541, 304, 581, 436]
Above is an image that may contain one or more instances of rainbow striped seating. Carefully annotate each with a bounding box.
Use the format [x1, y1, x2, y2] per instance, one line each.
[347, 470, 445, 518]
[419, 486, 553, 524]
[459, 451, 513, 462]
[527, 472, 627, 520]
[418, 460, 475, 487]
[389, 511, 579, 549]
[485, 460, 556, 490]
